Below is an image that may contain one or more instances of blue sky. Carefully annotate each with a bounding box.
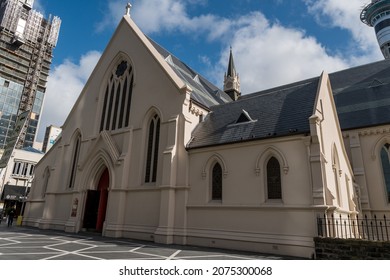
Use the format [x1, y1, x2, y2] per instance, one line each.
[33, 0, 382, 141]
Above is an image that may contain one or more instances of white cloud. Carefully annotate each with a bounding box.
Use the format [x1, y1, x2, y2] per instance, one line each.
[208, 12, 349, 93]
[95, 1, 125, 33]
[133, 0, 189, 33]
[31, 0, 45, 14]
[95, 0, 192, 33]
[303, 0, 382, 63]
[129, 0, 380, 92]
[96, 0, 229, 41]
[37, 51, 101, 141]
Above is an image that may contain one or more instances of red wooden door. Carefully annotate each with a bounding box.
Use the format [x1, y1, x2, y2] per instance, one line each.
[96, 169, 109, 232]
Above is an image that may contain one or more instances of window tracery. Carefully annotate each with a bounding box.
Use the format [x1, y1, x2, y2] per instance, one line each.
[100, 60, 134, 132]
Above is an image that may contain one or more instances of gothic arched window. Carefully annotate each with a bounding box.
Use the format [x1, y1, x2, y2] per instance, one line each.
[212, 162, 223, 200]
[332, 149, 342, 207]
[380, 143, 390, 203]
[100, 60, 134, 132]
[145, 114, 160, 183]
[68, 134, 81, 189]
[267, 156, 282, 199]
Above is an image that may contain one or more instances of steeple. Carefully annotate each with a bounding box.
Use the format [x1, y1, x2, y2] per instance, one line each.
[224, 47, 241, 101]
[227, 47, 236, 77]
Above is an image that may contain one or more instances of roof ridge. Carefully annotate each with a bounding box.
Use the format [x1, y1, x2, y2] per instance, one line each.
[329, 59, 387, 77]
[146, 36, 232, 108]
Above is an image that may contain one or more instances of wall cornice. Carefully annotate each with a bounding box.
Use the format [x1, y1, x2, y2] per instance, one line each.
[342, 125, 390, 138]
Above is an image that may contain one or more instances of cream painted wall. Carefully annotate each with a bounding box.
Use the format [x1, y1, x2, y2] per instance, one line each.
[188, 137, 312, 206]
[343, 127, 390, 217]
[309, 73, 356, 216]
[186, 135, 319, 258]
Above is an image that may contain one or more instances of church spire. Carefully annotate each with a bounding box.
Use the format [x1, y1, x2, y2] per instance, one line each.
[224, 47, 241, 101]
[227, 47, 236, 77]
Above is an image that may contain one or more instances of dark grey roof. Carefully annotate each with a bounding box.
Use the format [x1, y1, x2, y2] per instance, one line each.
[148, 39, 232, 108]
[187, 78, 319, 149]
[330, 59, 390, 130]
[187, 59, 390, 150]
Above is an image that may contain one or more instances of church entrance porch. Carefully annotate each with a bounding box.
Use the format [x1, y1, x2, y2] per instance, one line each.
[82, 168, 109, 232]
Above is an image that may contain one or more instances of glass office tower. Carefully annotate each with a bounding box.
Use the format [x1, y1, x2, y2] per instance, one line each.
[0, 0, 60, 151]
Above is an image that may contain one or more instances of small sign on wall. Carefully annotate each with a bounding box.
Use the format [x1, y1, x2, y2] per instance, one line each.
[71, 198, 78, 217]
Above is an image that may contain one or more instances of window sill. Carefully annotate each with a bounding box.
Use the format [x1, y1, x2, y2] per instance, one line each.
[265, 199, 284, 204]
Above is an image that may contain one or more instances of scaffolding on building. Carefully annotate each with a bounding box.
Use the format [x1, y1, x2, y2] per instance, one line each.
[0, 0, 61, 149]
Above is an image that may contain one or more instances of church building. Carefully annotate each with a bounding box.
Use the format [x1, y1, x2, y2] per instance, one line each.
[23, 7, 390, 258]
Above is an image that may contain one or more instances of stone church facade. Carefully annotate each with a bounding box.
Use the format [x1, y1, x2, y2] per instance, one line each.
[23, 14, 390, 259]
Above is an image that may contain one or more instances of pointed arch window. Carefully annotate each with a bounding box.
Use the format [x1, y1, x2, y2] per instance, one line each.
[68, 134, 81, 189]
[100, 60, 134, 132]
[145, 114, 160, 183]
[267, 157, 282, 199]
[332, 149, 342, 207]
[212, 162, 223, 200]
[380, 143, 390, 203]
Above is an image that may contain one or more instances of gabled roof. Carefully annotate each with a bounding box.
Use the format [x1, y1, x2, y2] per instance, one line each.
[187, 77, 319, 149]
[187, 59, 390, 150]
[149, 39, 232, 108]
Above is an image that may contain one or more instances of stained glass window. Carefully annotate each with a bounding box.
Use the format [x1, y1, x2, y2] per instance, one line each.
[100, 61, 133, 132]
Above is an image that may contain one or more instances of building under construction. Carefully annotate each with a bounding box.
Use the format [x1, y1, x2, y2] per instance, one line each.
[0, 0, 60, 152]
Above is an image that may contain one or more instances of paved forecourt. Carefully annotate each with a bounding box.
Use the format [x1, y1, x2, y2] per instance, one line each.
[0, 223, 299, 260]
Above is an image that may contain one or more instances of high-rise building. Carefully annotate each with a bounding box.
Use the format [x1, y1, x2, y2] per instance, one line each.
[0, 0, 60, 152]
[361, 0, 390, 59]
[42, 124, 61, 153]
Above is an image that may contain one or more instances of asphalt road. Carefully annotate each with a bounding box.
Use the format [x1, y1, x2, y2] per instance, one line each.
[0, 222, 298, 260]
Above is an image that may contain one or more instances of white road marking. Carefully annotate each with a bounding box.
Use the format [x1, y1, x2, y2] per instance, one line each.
[41, 236, 104, 260]
[129, 245, 145, 252]
[167, 250, 181, 260]
[176, 254, 254, 260]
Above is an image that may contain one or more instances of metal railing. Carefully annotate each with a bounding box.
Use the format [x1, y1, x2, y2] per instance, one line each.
[317, 214, 390, 241]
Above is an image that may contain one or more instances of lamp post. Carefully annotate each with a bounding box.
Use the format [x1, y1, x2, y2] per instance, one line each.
[18, 175, 33, 225]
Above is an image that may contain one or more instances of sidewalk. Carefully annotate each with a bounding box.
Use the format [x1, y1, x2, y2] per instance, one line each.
[0, 215, 19, 228]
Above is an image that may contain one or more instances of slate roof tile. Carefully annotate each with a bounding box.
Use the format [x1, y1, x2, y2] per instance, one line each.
[188, 59, 390, 149]
[148, 38, 232, 108]
[187, 78, 319, 149]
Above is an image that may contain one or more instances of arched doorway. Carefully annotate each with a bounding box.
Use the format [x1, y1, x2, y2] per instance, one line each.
[83, 168, 109, 232]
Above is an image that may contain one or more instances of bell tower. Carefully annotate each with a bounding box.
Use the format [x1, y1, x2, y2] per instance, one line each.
[223, 47, 241, 101]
